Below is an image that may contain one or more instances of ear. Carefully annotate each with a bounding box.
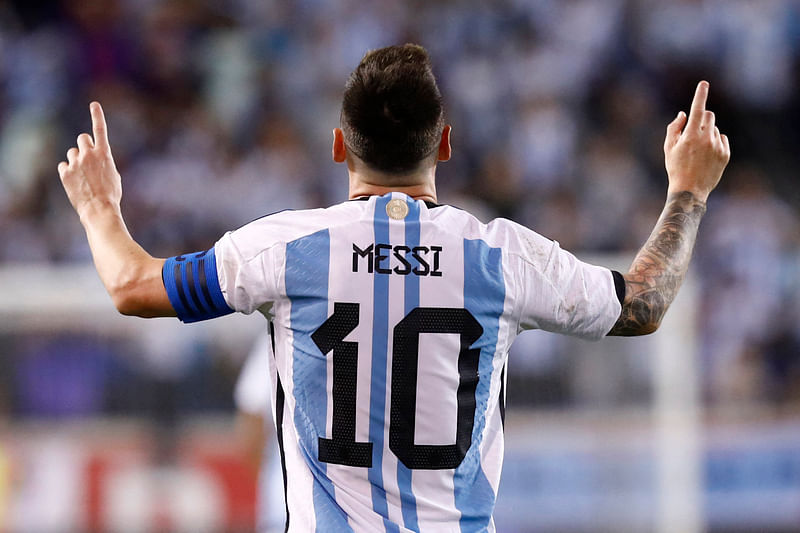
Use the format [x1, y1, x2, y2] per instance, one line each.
[332, 128, 347, 163]
[437, 125, 452, 162]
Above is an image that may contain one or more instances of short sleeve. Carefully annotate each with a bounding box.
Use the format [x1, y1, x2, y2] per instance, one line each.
[162, 220, 283, 322]
[213, 228, 281, 315]
[514, 232, 622, 340]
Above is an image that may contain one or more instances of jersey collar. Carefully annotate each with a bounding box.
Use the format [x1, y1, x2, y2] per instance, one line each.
[350, 195, 440, 209]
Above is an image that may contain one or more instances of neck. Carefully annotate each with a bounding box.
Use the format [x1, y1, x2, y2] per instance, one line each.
[347, 169, 438, 203]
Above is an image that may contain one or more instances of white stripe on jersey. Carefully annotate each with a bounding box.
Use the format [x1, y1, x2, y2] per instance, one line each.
[213, 192, 621, 532]
[412, 230, 464, 532]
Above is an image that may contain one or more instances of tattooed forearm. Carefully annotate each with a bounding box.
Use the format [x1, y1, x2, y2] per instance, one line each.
[607, 191, 707, 336]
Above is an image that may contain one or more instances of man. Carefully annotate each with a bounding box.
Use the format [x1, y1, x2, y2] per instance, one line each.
[58, 44, 729, 532]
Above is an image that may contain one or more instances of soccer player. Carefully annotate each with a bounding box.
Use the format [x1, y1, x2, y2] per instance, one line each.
[58, 44, 729, 532]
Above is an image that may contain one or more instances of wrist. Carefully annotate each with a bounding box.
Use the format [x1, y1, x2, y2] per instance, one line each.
[666, 185, 709, 204]
[664, 190, 708, 220]
[77, 200, 123, 226]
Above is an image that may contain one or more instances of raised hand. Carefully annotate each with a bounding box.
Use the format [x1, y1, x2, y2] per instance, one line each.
[58, 102, 122, 219]
[608, 81, 732, 336]
[55, 102, 173, 317]
[664, 81, 731, 202]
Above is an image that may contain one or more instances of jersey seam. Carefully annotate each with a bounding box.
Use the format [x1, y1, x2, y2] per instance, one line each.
[233, 204, 372, 264]
[233, 203, 377, 304]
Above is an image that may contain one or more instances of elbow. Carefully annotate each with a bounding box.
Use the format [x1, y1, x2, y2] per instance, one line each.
[607, 319, 661, 337]
[100, 257, 171, 318]
[607, 303, 665, 337]
[107, 272, 160, 318]
[634, 300, 669, 335]
[112, 291, 164, 318]
[110, 286, 149, 317]
[635, 320, 661, 336]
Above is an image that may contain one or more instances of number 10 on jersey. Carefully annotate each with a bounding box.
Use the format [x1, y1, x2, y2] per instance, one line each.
[311, 303, 483, 470]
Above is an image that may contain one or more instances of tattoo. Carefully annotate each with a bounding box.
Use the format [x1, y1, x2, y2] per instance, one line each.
[607, 191, 707, 336]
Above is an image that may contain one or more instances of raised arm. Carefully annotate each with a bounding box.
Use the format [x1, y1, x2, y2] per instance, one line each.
[608, 81, 730, 336]
[58, 102, 175, 318]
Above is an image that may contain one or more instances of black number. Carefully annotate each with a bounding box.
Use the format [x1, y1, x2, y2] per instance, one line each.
[311, 304, 483, 470]
[311, 302, 373, 467]
[391, 307, 482, 470]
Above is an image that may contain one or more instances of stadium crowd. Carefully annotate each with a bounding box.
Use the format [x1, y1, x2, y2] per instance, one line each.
[1, 0, 800, 417]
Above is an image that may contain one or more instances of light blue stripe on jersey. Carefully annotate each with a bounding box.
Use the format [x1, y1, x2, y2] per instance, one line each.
[285, 229, 353, 533]
[397, 197, 421, 530]
[455, 239, 505, 532]
[368, 195, 397, 532]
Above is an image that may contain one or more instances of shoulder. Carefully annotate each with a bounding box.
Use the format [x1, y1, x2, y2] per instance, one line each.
[219, 200, 369, 262]
[486, 217, 558, 260]
[430, 206, 556, 258]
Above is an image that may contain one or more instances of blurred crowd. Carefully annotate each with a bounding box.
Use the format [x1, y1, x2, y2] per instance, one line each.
[1, 0, 800, 416]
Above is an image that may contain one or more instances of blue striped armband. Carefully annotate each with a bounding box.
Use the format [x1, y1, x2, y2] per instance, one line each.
[162, 248, 234, 323]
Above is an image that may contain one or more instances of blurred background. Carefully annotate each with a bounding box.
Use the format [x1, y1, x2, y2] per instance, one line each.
[1, 0, 800, 531]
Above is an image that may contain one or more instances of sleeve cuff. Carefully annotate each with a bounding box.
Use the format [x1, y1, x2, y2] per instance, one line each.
[611, 270, 626, 306]
[162, 248, 234, 323]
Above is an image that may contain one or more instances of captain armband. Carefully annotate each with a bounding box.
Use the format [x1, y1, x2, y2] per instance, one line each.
[162, 248, 234, 323]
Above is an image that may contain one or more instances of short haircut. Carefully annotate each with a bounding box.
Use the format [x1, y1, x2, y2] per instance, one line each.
[341, 44, 445, 175]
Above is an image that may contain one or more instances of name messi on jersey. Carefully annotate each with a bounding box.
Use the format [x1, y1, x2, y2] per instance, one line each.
[352, 243, 442, 276]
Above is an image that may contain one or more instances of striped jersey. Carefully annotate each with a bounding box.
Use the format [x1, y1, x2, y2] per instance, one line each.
[162, 192, 623, 532]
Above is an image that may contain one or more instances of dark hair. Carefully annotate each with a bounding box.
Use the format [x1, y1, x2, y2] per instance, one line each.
[341, 44, 444, 175]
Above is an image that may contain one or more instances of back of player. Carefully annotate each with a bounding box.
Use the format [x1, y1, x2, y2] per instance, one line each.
[206, 191, 620, 532]
[57, 42, 729, 533]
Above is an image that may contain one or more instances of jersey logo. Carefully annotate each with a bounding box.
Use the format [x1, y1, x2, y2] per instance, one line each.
[385, 198, 410, 220]
[352, 243, 442, 276]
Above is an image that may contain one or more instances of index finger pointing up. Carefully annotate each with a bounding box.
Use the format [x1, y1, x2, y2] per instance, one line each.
[687, 81, 709, 130]
[90, 101, 109, 149]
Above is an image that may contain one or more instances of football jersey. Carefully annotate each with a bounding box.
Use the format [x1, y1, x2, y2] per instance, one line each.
[162, 192, 623, 532]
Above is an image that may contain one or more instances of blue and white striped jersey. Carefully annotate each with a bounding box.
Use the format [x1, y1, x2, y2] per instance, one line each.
[163, 192, 622, 532]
